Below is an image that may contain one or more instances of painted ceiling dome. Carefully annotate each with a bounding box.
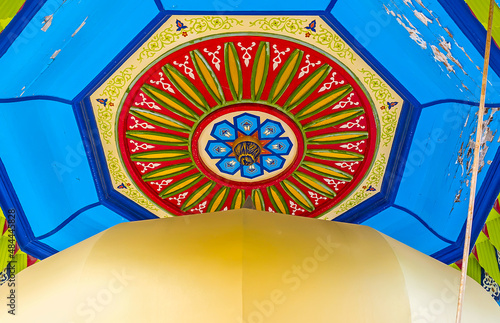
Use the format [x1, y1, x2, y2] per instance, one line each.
[0, 0, 500, 266]
[109, 33, 385, 217]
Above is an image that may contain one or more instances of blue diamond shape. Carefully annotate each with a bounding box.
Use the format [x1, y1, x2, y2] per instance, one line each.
[241, 163, 264, 178]
[261, 155, 285, 172]
[211, 120, 236, 141]
[266, 138, 293, 155]
[216, 157, 241, 175]
[205, 141, 232, 158]
[234, 113, 259, 136]
[259, 120, 284, 139]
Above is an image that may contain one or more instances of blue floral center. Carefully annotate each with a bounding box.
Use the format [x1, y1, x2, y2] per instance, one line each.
[205, 112, 293, 179]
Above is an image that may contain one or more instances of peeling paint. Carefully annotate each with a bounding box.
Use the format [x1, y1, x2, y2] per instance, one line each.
[428, 36, 467, 75]
[396, 14, 427, 49]
[385, 0, 486, 100]
[41, 15, 53, 32]
[454, 188, 462, 203]
[72, 17, 87, 37]
[438, 37, 466, 74]
[413, 9, 432, 26]
[431, 45, 454, 72]
[384, 4, 396, 16]
[444, 27, 453, 39]
[414, 0, 425, 7]
[403, 0, 413, 7]
[50, 49, 61, 59]
[457, 141, 464, 175]
[458, 109, 498, 183]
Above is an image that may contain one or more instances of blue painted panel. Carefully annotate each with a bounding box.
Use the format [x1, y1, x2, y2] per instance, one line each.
[0, 100, 97, 236]
[160, 0, 330, 11]
[332, 0, 500, 104]
[361, 206, 451, 255]
[395, 102, 500, 240]
[39, 204, 128, 251]
[0, 0, 158, 100]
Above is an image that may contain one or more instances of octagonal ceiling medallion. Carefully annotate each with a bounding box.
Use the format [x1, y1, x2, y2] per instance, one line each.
[89, 15, 403, 219]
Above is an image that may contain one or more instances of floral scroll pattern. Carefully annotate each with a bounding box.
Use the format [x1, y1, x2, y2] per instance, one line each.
[336, 154, 386, 214]
[249, 17, 355, 63]
[98, 66, 136, 144]
[138, 16, 243, 62]
[107, 151, 159, 211]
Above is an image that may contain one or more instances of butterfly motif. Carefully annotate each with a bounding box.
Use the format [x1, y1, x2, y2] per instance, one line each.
[305, 20, 317, 33]
[366, 185, 376, 192]
[117, 183, 127, 189]
[96, 98, 107, 106]
[176, 19, 187, 32]
[387, 101, 399, 110]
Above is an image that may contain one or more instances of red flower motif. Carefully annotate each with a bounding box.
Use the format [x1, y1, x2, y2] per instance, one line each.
[182, 32, 188, 37]
[305, 32, 311, 38]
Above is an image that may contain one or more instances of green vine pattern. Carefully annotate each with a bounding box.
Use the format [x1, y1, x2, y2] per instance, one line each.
[106, 151, 159, 211]
[358, 68, 398, 146]
[381, 107, 398, 146]
[185, 16, 243, 33]
[138, 16, 243, 62]
[249, 17, 307, 34]
[98, 66, 136, 144]
[137, 25, 182, 63]
[358, 68, 394, 105]
[336, 154, 386, 214]
[313, 25, 355, 64]
[249, 17, 355, 63]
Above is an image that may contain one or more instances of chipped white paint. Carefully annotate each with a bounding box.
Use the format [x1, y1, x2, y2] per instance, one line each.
[396, 15, 427, 49]
[50, 49, 61, 59]
[413, 9, 432, 26]
[72, 17, 87, 37]
[384, 4, 396, 16]
[438, 36, 466, 74]
[431, 45, 454, 73]
[41, 15, 53, 32]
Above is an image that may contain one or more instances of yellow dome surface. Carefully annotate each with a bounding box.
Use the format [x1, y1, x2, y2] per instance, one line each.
[0, 209, 498, 322]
